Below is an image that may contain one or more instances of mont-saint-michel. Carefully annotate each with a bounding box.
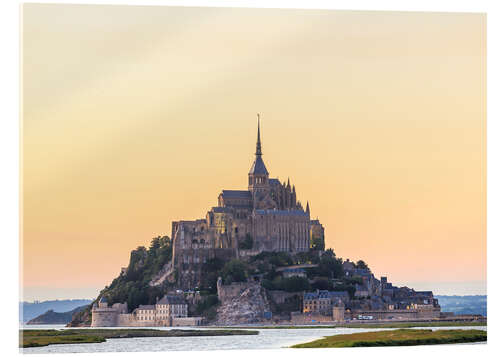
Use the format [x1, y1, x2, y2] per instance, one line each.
[65, 119, 479, 329]
[20, 4, 487, 352]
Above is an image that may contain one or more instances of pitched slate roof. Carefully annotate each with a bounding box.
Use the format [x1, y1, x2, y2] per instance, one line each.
[255, 209, 308, 216]
[157, 295, 186, 305]
[269, 178, 280, 186]
[249, 156, 269, 175]
[221, 190, 252, 199]
[212, 206, 232, 213]
[304, 290, 349, 300]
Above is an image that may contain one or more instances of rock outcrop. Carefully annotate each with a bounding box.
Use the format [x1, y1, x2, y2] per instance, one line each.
[214, 278, 271, 325]
[66, 307, 92, 327]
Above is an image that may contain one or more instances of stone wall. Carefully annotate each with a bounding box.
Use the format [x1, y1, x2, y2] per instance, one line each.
[91, 309, 118, 327]
[116, 313, 143, 326]
[217, 280, 254, 302]
[268, 290, 302, 304]
[416, 306, 441, 319]
[332, 306, 344, 322]
[172, 317, 203, 326]
[290, 312, 333, 324]
[351, 309, 419, 320]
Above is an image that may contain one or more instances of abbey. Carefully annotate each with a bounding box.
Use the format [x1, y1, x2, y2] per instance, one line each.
[170, 118, 325, 288]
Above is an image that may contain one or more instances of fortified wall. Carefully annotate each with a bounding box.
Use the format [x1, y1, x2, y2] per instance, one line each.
[348, 307, 441, 320]
[91, 301, 128, 327]
[216, 277, 260, 302]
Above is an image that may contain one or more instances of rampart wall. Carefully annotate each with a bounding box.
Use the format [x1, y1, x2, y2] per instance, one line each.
[91, 309, 118, 327]
[217, 281, 260, 302]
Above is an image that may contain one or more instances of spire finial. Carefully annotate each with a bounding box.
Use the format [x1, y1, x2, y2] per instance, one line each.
[256, 113, 262, 156]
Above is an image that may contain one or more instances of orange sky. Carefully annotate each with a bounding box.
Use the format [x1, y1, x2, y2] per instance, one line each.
[21, 4, 486, 300]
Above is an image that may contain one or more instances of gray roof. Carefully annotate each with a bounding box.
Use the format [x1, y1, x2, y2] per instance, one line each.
[221, 190, 252, 199]
[136, 304, 155, 310]
[249, 156, 269, 175]
[269, 178, 280, 186]
[212, 206, 232, 213]
[157, 295, 186, 305]
[304, 290, 349, 300]
[255, 209, 308, 216]
[329, 291, 349, 297]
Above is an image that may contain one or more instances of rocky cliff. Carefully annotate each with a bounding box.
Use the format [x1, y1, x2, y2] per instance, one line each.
[66, 307, 92, 327]
[214, 280, 271, 325]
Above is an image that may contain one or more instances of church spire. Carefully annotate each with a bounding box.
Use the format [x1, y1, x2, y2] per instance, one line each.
[306, 201, 310, 214]
[248, 113, 269, 186]
[256, 113, 262, 156]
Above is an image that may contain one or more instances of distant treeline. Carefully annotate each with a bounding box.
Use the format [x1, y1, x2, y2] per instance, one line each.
[436, 295, 487, 317]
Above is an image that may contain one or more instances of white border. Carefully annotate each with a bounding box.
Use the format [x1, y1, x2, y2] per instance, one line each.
[2, 1, 497, 356]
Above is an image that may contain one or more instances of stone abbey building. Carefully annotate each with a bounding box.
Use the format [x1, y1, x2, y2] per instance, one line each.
[169, 118, 325, 288]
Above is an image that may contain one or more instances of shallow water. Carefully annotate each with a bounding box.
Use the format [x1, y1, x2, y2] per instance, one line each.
[21, 325, 487, 353]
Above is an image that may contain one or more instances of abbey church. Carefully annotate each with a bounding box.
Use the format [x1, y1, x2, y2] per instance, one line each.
[170, 118, 325, 288]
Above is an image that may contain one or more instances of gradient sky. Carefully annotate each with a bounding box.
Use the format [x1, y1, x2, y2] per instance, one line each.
[21, 4, 486, 301]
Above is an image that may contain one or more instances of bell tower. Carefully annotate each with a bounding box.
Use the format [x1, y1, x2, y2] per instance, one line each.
[248, 114, 269, 193]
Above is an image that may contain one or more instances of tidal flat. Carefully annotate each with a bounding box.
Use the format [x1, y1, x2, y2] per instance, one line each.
[20, 328, 258, 348]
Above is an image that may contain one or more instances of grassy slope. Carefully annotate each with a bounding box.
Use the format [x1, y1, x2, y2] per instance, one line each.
[20, 328, 258, 348]
[290, 328, 487, 348]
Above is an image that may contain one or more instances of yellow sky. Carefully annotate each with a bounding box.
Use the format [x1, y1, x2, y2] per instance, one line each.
[21, 4, 486, 300]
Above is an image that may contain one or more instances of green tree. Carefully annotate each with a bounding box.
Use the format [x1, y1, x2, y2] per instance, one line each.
[200, 258, 225, 293]
[221, 259, 247, 284]
[317, 249, 343, 278]
[356, 260, 369, 270]
[279, 276, 310, 292]
[311, 277, 334, 291]
[239, 234, 254, 249]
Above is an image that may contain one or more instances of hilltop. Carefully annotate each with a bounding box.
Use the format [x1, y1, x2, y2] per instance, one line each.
[20, 299, 92, 323]
[69, 233, 440, 326]
[27, 305, 88, 325]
